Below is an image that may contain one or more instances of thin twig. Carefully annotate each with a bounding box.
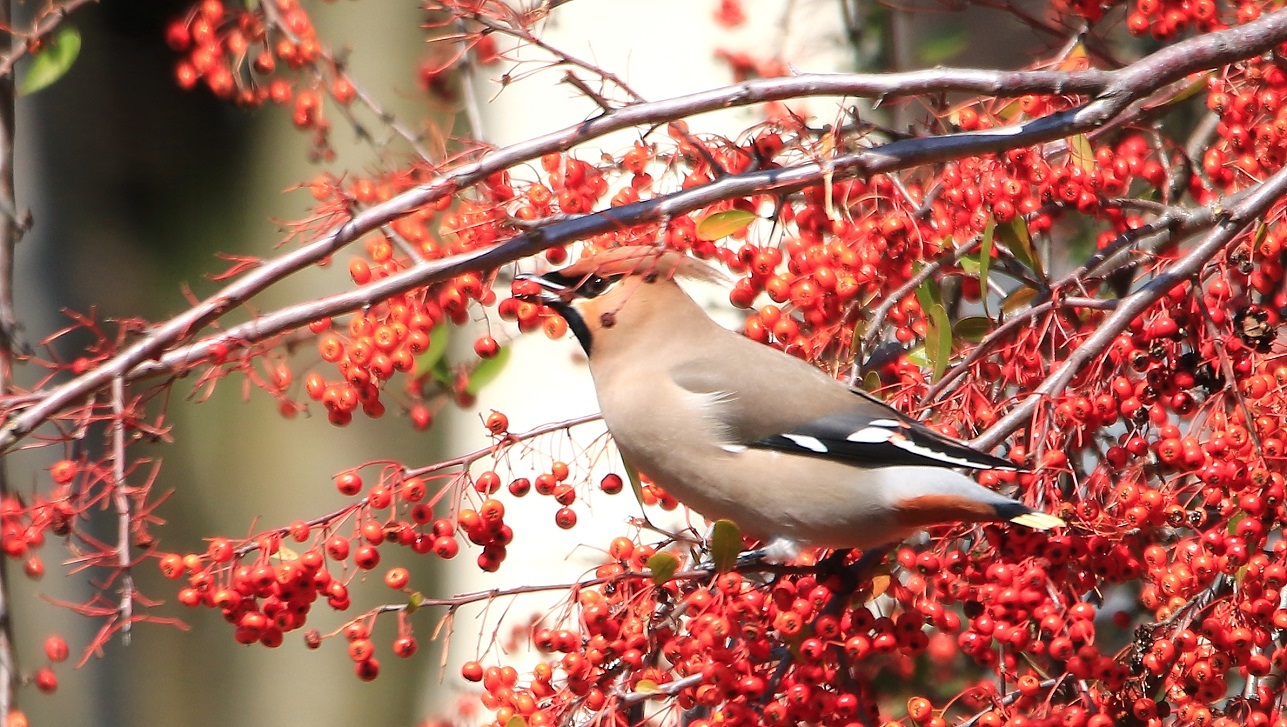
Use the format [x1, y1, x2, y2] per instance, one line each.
[110, 377, 135, 645]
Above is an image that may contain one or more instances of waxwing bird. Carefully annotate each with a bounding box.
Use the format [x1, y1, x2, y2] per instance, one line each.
[516, 246, 1063, 561]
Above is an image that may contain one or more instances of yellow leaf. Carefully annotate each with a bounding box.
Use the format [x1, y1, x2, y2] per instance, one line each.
[1056, 42, 1087, 71]
[1001, 285, 1039, 314]
[1069, 134, 1095, 174]
[709, 520, 742, 574]
[696, 210, 757, 241]
[994, 99, 1022, 122]
[634, 680, 663, 694]
[854, 562, 893, 603]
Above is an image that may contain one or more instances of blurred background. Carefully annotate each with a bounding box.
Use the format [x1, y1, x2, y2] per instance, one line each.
[8, 0, 1046, 724]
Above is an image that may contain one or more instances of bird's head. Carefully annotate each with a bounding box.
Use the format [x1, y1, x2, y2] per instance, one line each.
[514, 246, 726, 355]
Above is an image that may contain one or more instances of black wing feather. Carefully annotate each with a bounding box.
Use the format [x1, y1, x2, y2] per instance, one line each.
[749, 409, 1020, 471]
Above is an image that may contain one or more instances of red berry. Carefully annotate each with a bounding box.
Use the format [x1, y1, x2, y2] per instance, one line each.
[44, 636, 69, 663]
[474, 335, 501, 359]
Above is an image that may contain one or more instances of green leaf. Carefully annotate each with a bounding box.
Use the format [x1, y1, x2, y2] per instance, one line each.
[413, 325, 450, 377]
[861, 371, 881, 392]
[1227, 511, 1244, 535]
[954, 316, 992, 343]
[979, 219, 995, 319]
[269, 545, 300, 563]
[647, 552, 679, 585]
[1001, 285, 1039, 314]
[465, 342, 511, 395]
[505, 717, 527, 727]
[1142, 71, 1213, 111]
[914, 274, 951, 381]
[958, 253, 981, 275]
[918, 27, 968, 65]
[999, 217, 1044, 279]
[406, 591, 424, 614]
[709, 520, 741, 574]
[905, 344, 928, 367]
[696, 210, 757, 241]
[19, 26, 81, 96]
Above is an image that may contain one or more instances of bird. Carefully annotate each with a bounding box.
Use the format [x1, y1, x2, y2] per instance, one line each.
[515, 245, 1063, 562]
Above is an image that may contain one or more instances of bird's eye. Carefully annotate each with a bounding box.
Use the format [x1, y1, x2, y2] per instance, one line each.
[578, 275, 615, 298]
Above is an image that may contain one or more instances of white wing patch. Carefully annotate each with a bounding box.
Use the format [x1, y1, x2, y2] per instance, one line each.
[782, 434, 828, 453]
[721, 444, 749, 453]
[887, 432, 994, 468]
[846, 425, 896, 443]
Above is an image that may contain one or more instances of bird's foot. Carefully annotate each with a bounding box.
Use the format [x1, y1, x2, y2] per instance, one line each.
[733, 538, 801, 568]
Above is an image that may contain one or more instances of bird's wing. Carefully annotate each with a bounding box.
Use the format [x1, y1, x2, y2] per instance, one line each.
[750, 406, 1019, 470]
[671, 354, 1018, 471]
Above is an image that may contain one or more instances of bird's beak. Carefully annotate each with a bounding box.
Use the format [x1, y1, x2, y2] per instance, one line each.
[513, 272, 569, 306]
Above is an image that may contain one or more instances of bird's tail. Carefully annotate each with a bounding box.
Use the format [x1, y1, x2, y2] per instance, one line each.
[1004, 506, 1065, 531]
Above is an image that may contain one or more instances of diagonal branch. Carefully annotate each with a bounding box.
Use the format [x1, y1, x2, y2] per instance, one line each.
[972, 162, 1287, 451]
[5, 10, 1287, 455]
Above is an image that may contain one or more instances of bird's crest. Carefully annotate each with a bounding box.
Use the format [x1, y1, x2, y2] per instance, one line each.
[560, 246, 731, 286]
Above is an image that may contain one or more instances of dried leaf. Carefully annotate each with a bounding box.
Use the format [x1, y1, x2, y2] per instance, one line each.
[854, 561, 893, 603]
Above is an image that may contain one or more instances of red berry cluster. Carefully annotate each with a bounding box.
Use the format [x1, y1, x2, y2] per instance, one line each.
[1126, 0, 1228, 39]
[1202, 58, 1287, 192]
[166, 0, 362, 159]
[167, 0, 318, 108]
[156, 468, 449, 648]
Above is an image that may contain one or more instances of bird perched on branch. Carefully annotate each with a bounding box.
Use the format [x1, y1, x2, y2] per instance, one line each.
[516, 246, 1063, 561]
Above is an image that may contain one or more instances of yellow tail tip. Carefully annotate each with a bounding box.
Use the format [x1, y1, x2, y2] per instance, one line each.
[1010, 512, 1066, 531]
